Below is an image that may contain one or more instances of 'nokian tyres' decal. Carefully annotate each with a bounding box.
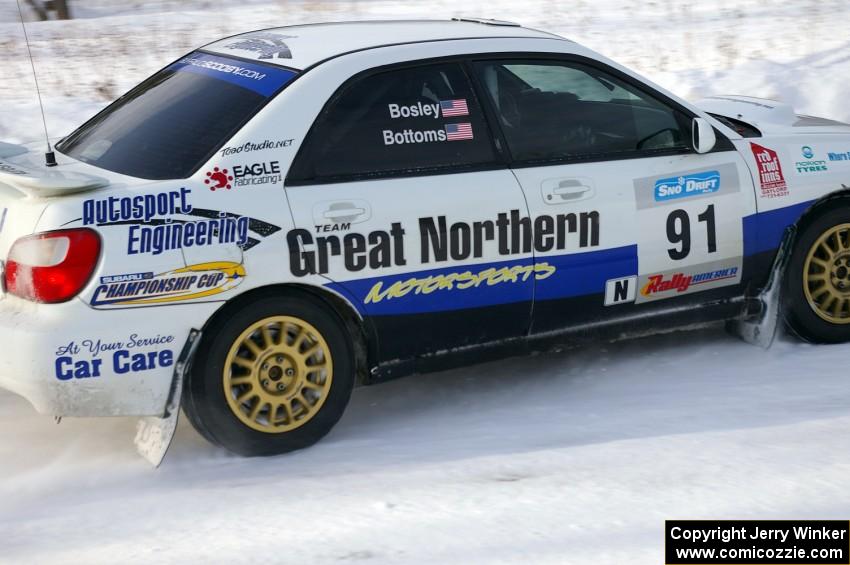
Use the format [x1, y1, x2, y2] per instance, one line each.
[794, 145, 829, 174]
[77, 189, 281, 254]
[633, 163, 740, 209]
[91, 261, 245, 307]
[286, 209, 600, 277]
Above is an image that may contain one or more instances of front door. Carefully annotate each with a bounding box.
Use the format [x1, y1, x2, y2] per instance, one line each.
[471, 58, 756, 334]
[284, 61, 534, 363]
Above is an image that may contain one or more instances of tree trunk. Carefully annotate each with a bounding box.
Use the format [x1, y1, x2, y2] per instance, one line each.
[53, 0, 71, 20]
[25, 0, 72, 20]
[24, 0, 49, 21]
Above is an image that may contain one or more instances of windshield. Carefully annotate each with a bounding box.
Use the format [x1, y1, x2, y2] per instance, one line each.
[57, 52, 297, 180]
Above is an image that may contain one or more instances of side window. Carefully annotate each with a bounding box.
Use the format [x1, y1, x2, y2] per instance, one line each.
[289, 62, 496, 181]
[472, 60, 692, 163]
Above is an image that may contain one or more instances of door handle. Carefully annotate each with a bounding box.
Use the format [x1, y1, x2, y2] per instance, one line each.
[323, 206, 365, 220]
[312, 199, 372, 227]
[553, 181, 592, 198]
[541, 177, 596, 204]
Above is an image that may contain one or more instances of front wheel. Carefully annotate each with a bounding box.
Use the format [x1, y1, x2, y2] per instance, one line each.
[183, 292, 356, 456]
[784, 206, 850, 342]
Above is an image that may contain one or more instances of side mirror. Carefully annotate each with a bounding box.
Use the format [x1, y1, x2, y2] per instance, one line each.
[692, 117, 717, 154]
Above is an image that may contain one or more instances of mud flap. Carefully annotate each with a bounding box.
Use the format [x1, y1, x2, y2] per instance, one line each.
[134, 329, 201, 467]
[727, 227, 795, 349]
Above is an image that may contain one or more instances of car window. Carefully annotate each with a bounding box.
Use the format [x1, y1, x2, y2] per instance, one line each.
[473, 60, 691, 163]
[57, 52, 297, 180]
[289, 62, 496, 182]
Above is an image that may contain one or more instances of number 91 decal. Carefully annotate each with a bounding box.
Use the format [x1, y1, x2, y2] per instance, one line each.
[666, 204, 717, 260]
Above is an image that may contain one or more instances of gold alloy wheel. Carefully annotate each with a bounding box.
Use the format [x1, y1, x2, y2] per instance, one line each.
[803, 223, 850, 325]
[223, 316, 333, 433]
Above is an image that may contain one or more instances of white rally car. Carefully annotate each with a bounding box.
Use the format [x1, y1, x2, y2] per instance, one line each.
[2, 19, 850, 461]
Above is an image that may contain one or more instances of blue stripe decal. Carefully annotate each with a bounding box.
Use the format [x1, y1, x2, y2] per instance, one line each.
[168, 52, 296, 96]
[325, 201, 814, 316]
[326, 245, 638, 316]
[743, 200, 813, 256]
[535, 244, 637, 302]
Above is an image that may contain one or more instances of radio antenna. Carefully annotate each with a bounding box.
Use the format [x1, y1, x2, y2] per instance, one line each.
[15, 0, 57, 167]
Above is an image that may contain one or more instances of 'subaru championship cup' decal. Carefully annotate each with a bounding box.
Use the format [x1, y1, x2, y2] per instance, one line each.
[91, 262, 246, 307]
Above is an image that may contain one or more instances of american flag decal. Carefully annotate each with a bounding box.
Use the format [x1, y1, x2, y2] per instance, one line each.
[440, 99, 469, 117]
[445, 123, 473, 141]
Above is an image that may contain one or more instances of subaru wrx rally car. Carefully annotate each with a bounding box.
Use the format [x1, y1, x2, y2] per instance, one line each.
[2, 19, 850, 459]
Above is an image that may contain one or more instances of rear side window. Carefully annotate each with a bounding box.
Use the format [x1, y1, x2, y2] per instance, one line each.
[473, 60, 691, 163]
[57, 52, 297, 180]
[288, 62, 496, 182]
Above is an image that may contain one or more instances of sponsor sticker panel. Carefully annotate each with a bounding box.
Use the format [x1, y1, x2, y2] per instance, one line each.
[204, 162, 282, 191]
[91, 261, 246, 308]
[634, 163, 740, 209]
[750, 142, 789, 198]
[635, 258, 742, 304]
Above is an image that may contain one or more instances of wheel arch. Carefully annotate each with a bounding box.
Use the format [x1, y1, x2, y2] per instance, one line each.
[774, 185, 850, 341]
[790, 186, 850, 239]
[201, 282, 377, 386]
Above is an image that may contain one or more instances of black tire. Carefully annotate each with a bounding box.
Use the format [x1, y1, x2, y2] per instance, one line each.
[183, 291, 355, 456]
[783, 205, 850, 343]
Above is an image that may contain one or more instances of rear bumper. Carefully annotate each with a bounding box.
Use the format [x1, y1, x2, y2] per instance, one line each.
[0, 296, 217, 417]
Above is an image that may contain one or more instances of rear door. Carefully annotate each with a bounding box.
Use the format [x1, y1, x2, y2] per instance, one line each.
[284, 61, 534, 363]
[471, 58, 757, 335]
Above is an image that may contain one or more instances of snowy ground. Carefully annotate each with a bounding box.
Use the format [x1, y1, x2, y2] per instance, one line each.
[2, 326, 850, 564]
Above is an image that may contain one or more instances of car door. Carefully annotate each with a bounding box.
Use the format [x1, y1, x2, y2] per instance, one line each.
[284, 61, 534, 363]
[471, 58, 757, 335]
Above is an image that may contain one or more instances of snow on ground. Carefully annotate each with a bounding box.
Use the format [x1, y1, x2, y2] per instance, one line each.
[1, 0, 849, 145]
[2, 326, 850, 564]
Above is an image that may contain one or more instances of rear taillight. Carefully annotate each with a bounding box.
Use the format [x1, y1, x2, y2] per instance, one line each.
[5, 229, 101, 303]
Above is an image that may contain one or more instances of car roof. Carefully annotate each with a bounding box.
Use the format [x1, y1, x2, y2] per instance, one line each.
[203, 19, 565, 71]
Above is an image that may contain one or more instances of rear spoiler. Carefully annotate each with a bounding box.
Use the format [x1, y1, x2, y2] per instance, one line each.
[0, 156, 109, 198]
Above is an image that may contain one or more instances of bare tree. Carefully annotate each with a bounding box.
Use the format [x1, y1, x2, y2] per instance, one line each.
[24, 0, 72, 20]
[53, 0, 71, 20]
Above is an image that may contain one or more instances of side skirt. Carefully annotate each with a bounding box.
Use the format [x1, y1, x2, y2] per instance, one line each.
[368, 295, 747, 383]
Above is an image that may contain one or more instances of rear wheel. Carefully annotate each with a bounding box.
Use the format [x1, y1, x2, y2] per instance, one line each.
[184, 292, 355, 456]
[784, 207, 850, 342]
